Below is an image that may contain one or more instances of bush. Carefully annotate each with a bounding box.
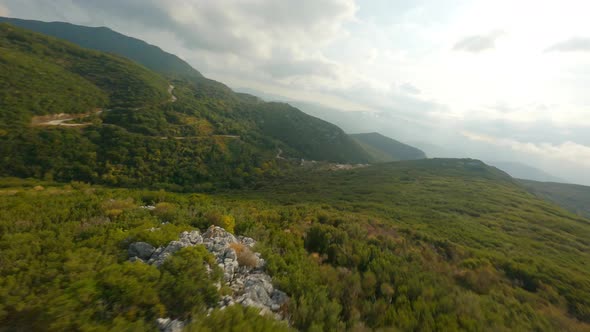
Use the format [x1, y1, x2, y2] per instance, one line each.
[205, 212, 235, 233]
[229, 243, 259, 268]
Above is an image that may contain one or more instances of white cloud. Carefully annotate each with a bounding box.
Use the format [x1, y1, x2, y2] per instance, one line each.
[0, 4, 9, 16]
[547, 38, 590, 52]
[453, 30, 505, 53]
[462, 131, 590, 168]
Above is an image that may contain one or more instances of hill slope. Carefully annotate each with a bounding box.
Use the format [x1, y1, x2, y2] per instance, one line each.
[350, 132, 427, 162]
[0, 23, 169, 128]
[0, 23, 371, 188]
[519, 179, 590, 219]
[0, 16, 203, 78]
[1, 159, 589, 330]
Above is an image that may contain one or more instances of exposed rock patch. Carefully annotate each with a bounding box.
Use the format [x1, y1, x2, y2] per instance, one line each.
[128, 226, 288, 330]
[156, 318, 184, 332]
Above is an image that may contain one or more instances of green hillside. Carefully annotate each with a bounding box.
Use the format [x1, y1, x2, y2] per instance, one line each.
[0, 23, 371, 188]
[0, 23, 169, 128]
[254, 102, 371, 163]
[0, 17, 203, 78]
[1, 159, 589, 330]
[519, 179, 590, 219]
[351, 132, 427, 162]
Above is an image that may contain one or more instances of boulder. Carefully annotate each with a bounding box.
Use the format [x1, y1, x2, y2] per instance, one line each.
[203, 226, 237, 245]
[148, 241, 187, 267]
[128, 242, 155, 260]
[156, 318, 184, 332]
[179, 230, 202, 245]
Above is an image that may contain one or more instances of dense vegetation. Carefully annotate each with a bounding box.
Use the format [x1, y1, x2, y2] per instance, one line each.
[519, 179, 590, 219]
[350, 132, 426, 162]
[2, 21, 590, 332]
[0, 16, 204, 79]
[1, 159, 590, 331]
[0, 23, 372, 190]
[0, 23, 168, 127]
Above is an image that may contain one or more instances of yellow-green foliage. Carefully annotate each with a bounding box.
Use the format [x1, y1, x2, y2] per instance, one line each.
[1, 159, 590, 331]
[205, 212, 235, 233]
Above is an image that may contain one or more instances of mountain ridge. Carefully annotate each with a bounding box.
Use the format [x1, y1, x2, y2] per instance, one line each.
[0, 16, 203, 78]
[350, 132, 427, 162]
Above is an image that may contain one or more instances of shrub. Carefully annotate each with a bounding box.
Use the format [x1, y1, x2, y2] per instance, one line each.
[205, 212, 235, 233]
[229, 243, 258, 268]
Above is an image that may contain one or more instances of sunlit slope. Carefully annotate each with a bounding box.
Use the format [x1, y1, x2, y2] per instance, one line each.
[245, 158, 590, 324]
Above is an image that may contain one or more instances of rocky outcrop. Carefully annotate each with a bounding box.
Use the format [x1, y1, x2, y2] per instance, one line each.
[156, 318, 184, 332]
[128, 242, 155, 260]
[128, 226, 289, 330]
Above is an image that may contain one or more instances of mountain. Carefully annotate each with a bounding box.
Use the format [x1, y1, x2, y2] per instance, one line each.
[519, 179, 590, 219]
[0, 16, 203, 78]
[486, 161, 564, 183]
[0, 23, 371, 189]
[0, 23, 169, 127]
[350, 132, 426, 162]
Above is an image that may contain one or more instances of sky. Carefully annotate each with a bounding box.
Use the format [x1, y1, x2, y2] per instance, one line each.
[2, 0, 590, 184]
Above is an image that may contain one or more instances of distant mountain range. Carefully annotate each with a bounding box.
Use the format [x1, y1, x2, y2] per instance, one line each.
[350, 132, 426, 162]
[486, 161, 565, 183]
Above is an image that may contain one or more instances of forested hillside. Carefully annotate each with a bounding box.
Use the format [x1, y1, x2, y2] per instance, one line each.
[0, 16, 204, 78]
[1, 159, 589, 330]
[350, 132, 427, 162]
[519, 179, 590, 219]
[0, 23, 371, 189]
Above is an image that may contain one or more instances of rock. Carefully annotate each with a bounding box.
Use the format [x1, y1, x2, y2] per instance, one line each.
[148, 241, 187, 267]
[128, 225, 289, 322]
[242, 274, 274, 308]
[156, 318, 184, 332]
[128, 256, 144, 263]
[238, 236, 256, 247]
[179, 230, 202, 245]
[271, 290, 289, 309]
[203, 226, 237, 245]
[224, 248, 237, 260]
[128, 242, 155, 260]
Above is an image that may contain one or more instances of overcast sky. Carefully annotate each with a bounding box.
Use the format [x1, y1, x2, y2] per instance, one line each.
[2, 0, 590, 184]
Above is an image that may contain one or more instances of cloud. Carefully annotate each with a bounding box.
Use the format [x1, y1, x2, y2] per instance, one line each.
[63, 0, 356, 57]
[3, 0, 356, 82]
[453, 30, 504, 53]
[462, 131, 590, 167]
[546, 37, 590, 52]
[0, 4, 9, 16]
[399, 83, 421, 95]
